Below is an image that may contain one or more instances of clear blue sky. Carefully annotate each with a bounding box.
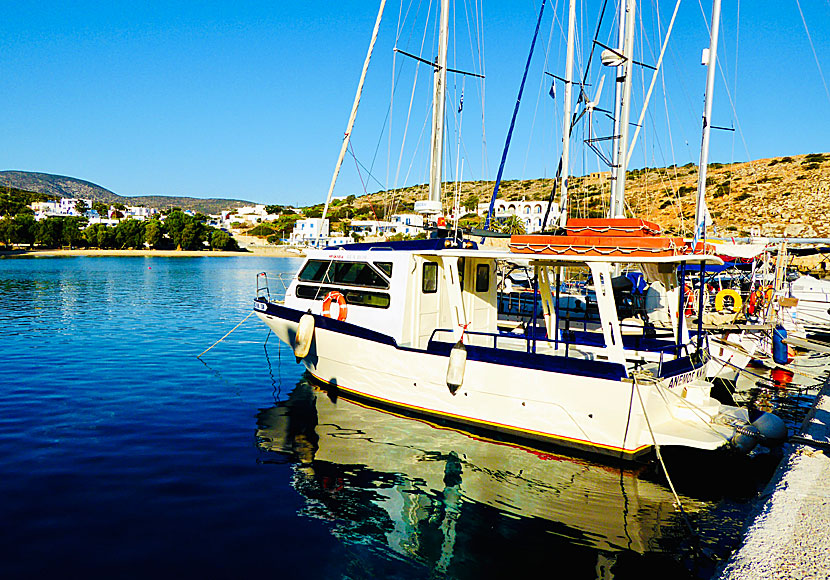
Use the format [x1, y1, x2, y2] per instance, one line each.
[1, 1, 828, 206]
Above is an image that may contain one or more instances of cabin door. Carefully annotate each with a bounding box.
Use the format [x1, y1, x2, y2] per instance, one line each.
[416, 259, 441, 348]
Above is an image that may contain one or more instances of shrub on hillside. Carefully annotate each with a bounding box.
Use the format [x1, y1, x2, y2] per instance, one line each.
[247, 224, 276, 237]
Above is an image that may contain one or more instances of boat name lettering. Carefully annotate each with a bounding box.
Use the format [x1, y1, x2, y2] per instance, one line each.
[254, 301, 267, 312]
[665, 366, 704, 391]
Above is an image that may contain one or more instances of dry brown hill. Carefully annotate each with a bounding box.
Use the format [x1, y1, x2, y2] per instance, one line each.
[338, 153, 829, 237]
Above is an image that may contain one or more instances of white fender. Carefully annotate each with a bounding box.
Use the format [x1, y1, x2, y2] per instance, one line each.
[293, 313, 315, 358]
[446, 341, 467, 393]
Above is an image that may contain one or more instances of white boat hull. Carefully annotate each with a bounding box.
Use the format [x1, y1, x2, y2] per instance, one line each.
[256, 301, 732, 459]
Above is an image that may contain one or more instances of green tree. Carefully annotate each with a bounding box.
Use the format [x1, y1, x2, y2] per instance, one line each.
[163, 210, 188, 249]
[92, 202, 109, 219]
[210, 229, 234, 250]
[11, 215, 37, 246]
[494, 215, 526, 235]
[180, 221, 205, 250]
[0, 217, 12, 247]
[0, 187, 43, 217]
[114, 219, 145, 249]
[75, 200, 89, 215]
[144, 219, 164, 249]
[36, 217, 64, 248]
[96, 224, 115, 248]
[264, 205, 283, 215]
[62, 217, 88, 248]
[463, 195, 479, 212]
[304, 205, 324, 218]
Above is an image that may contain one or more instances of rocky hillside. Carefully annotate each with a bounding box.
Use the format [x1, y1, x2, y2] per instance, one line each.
[346, 153, 830, 237]
[0, 171, 253, 214]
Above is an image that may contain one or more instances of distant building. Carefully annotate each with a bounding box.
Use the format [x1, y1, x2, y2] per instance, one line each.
[124, 206, 157, 221]
[477, 200, 558, 233]
[29, 198, 158, 224]
[389, 213, 424, 236]
[349, 214, 424, 238]
[229, 204, 279, 227]
[31, 198, 95, 220]
[288, 218, 352, 248]
[350, 220, 393, 237]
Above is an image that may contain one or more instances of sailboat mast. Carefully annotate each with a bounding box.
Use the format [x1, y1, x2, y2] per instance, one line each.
[557, 0, 577, 228]
[694, 0, 722, 243]
[610, 0, 636, 219]
[318, 0, 387, 242]
[608, 0, 626, 217]
[417, 0, 450, 216]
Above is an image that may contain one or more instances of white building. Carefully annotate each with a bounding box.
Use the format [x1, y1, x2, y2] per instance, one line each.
[230, 204, 280, 227]
[350, 214, 424, 238]
[288, 218, 353, 248]
[350, 220, 394, 237]
[30, 198, 158, 223]
[124, 206, 157, 221]
[30, 198, 94, 220]
[389, 213, 424, 236]
[290, 218, 330, 242]
[477, 200, 558, 233]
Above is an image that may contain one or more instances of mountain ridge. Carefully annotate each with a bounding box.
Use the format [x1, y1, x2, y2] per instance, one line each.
[0, 171, 254, 214]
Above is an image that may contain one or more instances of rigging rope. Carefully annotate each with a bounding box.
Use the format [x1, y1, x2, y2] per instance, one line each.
[484, 0, 547, 231]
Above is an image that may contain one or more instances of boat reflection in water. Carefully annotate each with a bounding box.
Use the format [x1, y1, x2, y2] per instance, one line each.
[256, 377, 714, 577]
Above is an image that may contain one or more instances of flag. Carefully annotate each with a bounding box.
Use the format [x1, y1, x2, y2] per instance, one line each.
[458, 93, 464, 113]
[549, 81, 556, 100]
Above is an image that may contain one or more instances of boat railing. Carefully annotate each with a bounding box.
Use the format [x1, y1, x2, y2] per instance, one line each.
[256, 272, 270, 300]
[256, 271, 295, 301]
[428, 327, 565, 354]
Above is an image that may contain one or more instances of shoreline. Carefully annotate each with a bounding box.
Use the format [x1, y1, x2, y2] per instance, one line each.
[0, 247, 306, 258]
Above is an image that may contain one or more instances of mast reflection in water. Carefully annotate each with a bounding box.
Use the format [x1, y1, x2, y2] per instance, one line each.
[255, 377, 710, 578]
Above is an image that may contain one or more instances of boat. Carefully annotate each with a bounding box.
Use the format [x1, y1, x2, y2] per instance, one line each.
[785, 274, 830, 339]
[253, 0, 786, 460]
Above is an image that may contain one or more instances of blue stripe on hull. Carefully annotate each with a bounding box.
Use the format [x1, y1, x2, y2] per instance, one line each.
[256, 299, 627, 381]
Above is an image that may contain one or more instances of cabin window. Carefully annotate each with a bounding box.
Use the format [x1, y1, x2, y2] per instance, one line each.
[331, 261, 388, 288]
[374, 262, 393, 277]
[422, 262, 438, 293]
[298, 260, 332, 282]
[475, 264, 489, 293]
[296, 285, 390, 309]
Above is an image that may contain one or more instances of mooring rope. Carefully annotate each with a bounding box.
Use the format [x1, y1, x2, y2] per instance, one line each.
[197, 311, 255, 359]
[631, 373, 696, 538]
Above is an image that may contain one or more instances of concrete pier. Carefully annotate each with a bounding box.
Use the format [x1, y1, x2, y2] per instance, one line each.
[719, 376, 830, 579]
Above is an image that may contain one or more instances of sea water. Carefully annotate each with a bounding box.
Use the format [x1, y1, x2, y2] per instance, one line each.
[0, 256, 824, 579]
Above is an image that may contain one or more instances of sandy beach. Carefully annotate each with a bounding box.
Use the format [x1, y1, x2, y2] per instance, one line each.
[0, 246, 306, 258]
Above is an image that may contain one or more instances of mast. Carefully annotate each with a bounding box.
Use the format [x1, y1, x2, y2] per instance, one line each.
[415, 0, 450, 216]
[557, 0, 577, 228]
[694, 0, 722, 243]
[608, 0, 626, 218]
[609, 0, 636, 219]
[318, 0, 387, 242]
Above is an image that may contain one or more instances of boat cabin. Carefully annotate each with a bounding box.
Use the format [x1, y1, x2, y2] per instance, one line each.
[276, 236, 721, 376]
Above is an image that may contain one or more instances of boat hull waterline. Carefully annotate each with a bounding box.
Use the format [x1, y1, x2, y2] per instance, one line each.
[255, 300, 732, 460]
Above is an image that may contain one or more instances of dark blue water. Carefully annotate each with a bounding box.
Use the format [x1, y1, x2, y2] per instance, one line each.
[0, 256, 819, 579]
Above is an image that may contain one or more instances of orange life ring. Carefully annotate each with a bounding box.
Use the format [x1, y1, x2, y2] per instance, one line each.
[322, 291, 348, 321]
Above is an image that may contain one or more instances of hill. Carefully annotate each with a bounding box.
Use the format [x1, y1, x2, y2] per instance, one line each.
[0, 171, 253, 214]
[341, 153, 830, 238]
